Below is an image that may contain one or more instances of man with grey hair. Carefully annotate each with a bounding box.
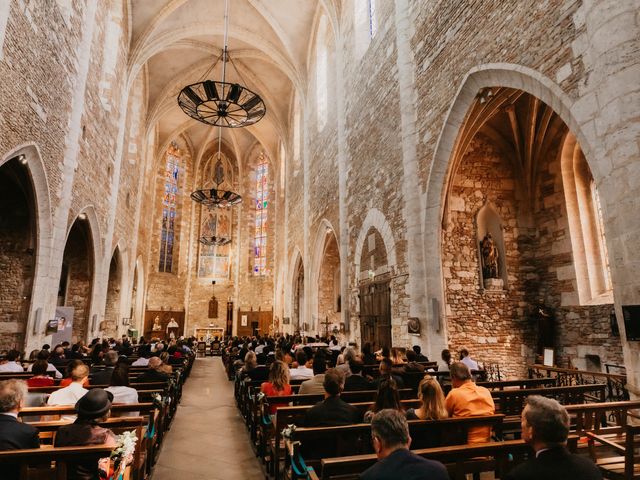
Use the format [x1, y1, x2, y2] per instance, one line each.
[505, 396, 601, 479]
[0, 380, 40, 480]
[361, 409, 448, 480]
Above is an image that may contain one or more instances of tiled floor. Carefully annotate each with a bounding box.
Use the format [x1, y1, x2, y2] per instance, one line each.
[151, 357, 264, 480]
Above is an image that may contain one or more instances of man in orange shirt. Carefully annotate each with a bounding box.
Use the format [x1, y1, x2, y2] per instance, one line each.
[444, 361, 495, 443]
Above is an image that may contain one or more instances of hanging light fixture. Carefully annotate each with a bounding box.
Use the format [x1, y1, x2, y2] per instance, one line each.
[177, 0, 265, 128]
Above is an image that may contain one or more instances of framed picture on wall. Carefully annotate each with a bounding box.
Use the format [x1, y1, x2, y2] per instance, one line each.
[543, 348, 555, 367]
[122, 317, 131, 326]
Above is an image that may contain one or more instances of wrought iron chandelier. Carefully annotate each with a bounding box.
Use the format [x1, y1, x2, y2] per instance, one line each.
[177, 0, 265, 128]
[183, 0, 261, 246]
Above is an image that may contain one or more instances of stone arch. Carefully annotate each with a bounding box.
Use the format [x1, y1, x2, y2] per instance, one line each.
[104, 245, 124, 336]
[353, 208, 397, 284]
[309, 219, 340, 333]
[0, 144, 53, 352]
[60, 207, 101, 343]
[287, 248, 304, 333]
[423, 63, 601, 353]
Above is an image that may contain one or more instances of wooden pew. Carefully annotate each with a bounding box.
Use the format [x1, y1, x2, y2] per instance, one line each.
[566, 400, 640, 438]
[264, 383, 605, 476]
[587, 423, 640, 479]
[19, 403, 164, 473]
[317, 436, 580, 480]
[0, 444, 114, 480]
[492, 383, 606, 416]
[285, 415, 505, 478]
[29, 416, 147, 480]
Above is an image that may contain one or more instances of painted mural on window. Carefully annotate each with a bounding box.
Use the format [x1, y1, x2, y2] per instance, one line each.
[198, 155, 233, 279]
[254, 153, 268, 275]
[159, 142, 180, 273]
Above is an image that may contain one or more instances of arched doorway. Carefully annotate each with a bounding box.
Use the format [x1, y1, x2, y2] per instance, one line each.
[0, 157, 36, 351]
[358, 226, 391, 351]
[292, 255, 304, 333]
[104, 247, 123, 337]
[439, 87, 619, 375]
[59, 217, 95, 343]
[316, 230, 341, 337]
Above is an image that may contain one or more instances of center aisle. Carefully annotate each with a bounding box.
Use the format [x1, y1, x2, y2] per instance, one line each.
[151, 357, 263, 479]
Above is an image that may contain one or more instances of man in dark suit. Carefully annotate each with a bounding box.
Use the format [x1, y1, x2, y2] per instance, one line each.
[0, 379, 40, 480]
[505, 395, 602, 480]
[343, 360, 373, 391]
[304, 369, 361, 427]
[361, 409, 448, 480]
[90, 350, 118, 385]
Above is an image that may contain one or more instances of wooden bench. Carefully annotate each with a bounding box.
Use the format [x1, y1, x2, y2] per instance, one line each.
[0, 444, 115, 480]
[588, 424, 640, 479]
[316, 436, 579, 480]
[285, 415, 505, 479]
[19, 402, 164, 473]
[29, 416, 147, 480]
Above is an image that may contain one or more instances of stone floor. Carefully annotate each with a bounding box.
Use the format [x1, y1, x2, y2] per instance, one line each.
[151, 357, 264, 480]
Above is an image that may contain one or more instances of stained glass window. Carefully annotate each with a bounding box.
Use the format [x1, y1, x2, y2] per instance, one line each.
[254, 156, 268, 275]
[368, 0, 378, 38]
[159, 142, 180, 273]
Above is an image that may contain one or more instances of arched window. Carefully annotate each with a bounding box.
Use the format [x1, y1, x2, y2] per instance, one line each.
[561, 133, 613, 304]
[254, 153, 269, 275]
[159, 142, 180, 273]
[198, 155, 233, 280]
[316, 16, 328, 131]
[354, 0, 378, 58]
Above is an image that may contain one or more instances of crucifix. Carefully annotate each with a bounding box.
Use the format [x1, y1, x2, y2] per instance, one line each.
[321, 316, 332, 338]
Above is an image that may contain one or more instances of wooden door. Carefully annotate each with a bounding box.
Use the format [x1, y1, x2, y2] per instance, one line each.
[359, 280, 391, 351]
[237, 309, 272, 337]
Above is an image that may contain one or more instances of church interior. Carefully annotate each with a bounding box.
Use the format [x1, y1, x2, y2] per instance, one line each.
[0, 0, 639, 478]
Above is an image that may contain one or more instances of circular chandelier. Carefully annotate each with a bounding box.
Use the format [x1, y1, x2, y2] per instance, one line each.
[178, 80, 265, 128]
[190, 186, 242, 208]
[177, 0, 265, 129]
[199, 234, 232, 247]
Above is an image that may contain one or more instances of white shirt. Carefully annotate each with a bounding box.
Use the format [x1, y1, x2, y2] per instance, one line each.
[289, 366, 314, 380]
[131, 357, 149, 367]
[105, 386, 139, 404]
[0, 412, 18, 418]
[461, 356, 479, 371]
[0, 362, 25, 372]
[47, 382, 88, 421]
[106, 386, 139, 417]
[27, 363, 62, 378]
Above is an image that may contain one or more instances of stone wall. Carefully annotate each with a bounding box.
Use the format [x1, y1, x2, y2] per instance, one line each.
[443, 136, 533, 378]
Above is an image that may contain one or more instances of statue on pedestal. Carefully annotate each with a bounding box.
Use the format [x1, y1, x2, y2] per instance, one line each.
[480, 233, 499, 279]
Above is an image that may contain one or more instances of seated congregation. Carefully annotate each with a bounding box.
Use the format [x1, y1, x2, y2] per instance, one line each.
[0, 338, 195, 479]
[227, 335, 639, 479]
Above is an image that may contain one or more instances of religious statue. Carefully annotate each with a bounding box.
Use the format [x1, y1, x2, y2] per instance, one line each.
[167, 317, 180, 339]
[480, 233, 499, 279]
[152, 316, 162, 331]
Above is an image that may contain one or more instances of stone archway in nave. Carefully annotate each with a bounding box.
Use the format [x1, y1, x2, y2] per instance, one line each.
[104, 247, 123, 337]
[440, 88, 619, 377]
[59, 217, 95, 343]
[316, 230, 341, 337]
[357, 227, 391, 352]
[0, 157, 37, 351]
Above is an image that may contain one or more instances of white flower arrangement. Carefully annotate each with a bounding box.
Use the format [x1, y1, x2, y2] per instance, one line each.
[110, 430, 138, 480]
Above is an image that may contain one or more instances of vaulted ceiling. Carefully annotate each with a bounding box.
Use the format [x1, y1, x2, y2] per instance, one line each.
[128, 0, 324, 165]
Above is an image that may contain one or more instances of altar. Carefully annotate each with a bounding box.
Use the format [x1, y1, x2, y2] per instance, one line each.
[194, 326, 225, 342]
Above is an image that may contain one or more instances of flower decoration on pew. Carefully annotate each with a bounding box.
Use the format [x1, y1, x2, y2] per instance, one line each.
[282, 424, 297, 439]
[110, 430, 138, 480]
